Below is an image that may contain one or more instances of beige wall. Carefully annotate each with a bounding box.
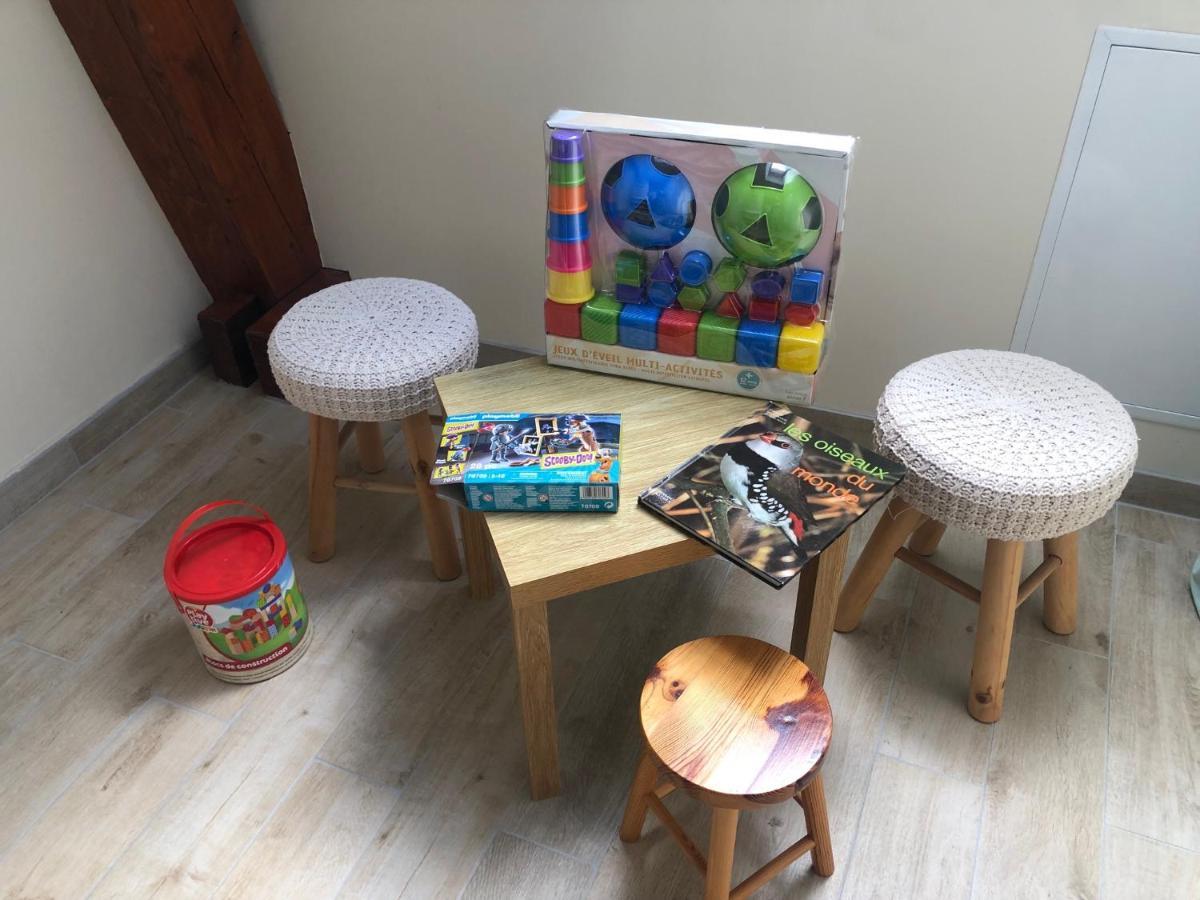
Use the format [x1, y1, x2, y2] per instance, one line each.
[0, 0, 206, 481]
[245, 2, 1186, 483]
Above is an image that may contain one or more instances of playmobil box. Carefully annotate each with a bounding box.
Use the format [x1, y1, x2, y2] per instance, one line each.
[542, 110, 856, 404]
[430, 412, 621, 512]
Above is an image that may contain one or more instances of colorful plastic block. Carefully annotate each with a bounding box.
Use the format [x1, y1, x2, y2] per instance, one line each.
[658, 308, 701, 356]
[677, 283, 709, 312]
[751, 270, 786, 300]
[713, 257, 747, 292]
[614, 250, 646, 286]
[615, 282, 645, 304]
[735, 319, 782, 367]
[580, 293, 621, 344]
[647, 280, 678, 308]
[679, 250, 712, 286]
[790, 268, 824, 304]
[546, 267, 594, 303]
[545, 298, 582, 338]
[714, 292, 744, 319]
[650, 251, 677, 283]
[748, 296, 779, 322]
[697, 311, 739, 362]
[783, 301, 820, 326]
[618, 303, 661, 350]
[777, 322, 825, 373]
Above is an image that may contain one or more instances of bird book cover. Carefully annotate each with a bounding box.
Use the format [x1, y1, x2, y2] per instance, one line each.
[638, 403, 904, 588]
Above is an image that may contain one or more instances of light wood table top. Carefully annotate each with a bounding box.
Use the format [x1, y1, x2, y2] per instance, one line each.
[436, 357, 763, 606]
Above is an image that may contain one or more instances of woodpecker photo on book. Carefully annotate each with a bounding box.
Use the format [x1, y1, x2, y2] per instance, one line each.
[638, 402, 905, 588]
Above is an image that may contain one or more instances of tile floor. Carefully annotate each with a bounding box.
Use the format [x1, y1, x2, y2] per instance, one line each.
[0, 371, 1196, 899]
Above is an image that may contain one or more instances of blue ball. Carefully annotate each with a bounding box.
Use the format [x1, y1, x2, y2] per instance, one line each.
[600, 155, 695, 250]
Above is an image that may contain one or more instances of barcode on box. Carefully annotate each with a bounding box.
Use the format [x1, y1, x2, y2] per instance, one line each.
[580, 486, 613, 500]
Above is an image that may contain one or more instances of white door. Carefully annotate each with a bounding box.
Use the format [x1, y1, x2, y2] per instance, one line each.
[1014, 28, 1200, 428]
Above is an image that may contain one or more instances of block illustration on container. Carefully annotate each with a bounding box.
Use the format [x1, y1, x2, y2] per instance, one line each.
[658, 308, 701, 356]
[697, 311, 739, 362]
[735, 319, 782, 366]
[581, 292, 622, 344]
[618, 303, 661, 350]
[777, 321, 825, 373]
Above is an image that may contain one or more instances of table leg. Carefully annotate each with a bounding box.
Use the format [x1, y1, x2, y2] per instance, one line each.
[459, 508, 496, 601]
[511, 595, 561, 799]
[790, 529, 851, 683]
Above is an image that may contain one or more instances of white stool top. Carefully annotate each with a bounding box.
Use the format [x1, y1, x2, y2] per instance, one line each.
[268, 277, 478, 421]
[875, 350, 1137, 541]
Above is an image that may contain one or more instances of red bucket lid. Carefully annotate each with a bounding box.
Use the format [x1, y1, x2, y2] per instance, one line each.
[164, 501, 287, 604]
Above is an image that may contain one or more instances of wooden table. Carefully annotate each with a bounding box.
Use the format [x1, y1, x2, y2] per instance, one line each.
[436, 358, 851, 800]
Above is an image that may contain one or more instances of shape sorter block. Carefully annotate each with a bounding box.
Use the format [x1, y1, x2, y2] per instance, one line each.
[615, 250, 645, 286]
[581, 293, 621, 344]
[751, 270, 786, 300]
[618, 303, 661, 350]
[647, 280, 679, 308]
[735, 319, 782, 367]
[696, 311, 739, 362]
[713, 257, 747, 292]
[657, 308, 700, 356]
[784, 301, 820, 326]
[677, 283, 709, 312]
[544, 298, 581, 338]
[679, 250, 712, 286]
[714, 292, 744, 319]
[650, 252, 677, 284]
[777, 321, 825, 373]
[790, 268, 824, 304]
[615, 283, 645, 304]
[748, 296, 779, 323]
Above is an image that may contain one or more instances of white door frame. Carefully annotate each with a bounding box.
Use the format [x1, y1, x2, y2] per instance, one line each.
[1011, 25, 1200, 430]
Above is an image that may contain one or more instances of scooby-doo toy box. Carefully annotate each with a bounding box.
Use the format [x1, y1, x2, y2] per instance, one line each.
[431, 412, 621, 512]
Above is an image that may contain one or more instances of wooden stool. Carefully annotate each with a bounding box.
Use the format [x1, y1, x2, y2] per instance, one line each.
[836, 350, 1137, 723]
[620, 636, 835, 899]
[267, 277, 480, 581]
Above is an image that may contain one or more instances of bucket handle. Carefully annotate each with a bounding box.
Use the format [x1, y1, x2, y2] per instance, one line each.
[169, 500, 273, 551]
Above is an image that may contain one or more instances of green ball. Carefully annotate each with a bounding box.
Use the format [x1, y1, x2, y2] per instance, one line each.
[711, 163, 823, 268]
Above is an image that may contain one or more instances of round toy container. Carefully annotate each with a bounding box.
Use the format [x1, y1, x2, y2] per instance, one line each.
[163, 500, 311, 684]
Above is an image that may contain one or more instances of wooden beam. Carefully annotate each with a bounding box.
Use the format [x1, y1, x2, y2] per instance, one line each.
[895, 546, 982, 603]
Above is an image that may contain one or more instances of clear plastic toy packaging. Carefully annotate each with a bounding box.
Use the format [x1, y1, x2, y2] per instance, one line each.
[543, 110, 856, 403]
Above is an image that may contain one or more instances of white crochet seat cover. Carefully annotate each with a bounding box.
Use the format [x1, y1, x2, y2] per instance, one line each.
[875, 350, 1138, 542]
[268, 277, 478, 421]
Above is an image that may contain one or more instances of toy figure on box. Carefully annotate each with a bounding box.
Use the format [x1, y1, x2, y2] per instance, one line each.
[543, 111, 855, 406]
[566, 414, 599, 452]
[489, 424, 521, 462]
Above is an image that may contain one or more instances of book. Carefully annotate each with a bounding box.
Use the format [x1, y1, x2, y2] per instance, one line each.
[430, 412, 621, 512]
[638, 402, 905, 588]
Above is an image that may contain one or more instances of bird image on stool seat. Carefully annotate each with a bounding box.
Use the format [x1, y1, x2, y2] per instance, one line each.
[719, 432, 815, 545]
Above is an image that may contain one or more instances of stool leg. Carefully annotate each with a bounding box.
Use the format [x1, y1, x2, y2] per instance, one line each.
[619, 746, 660, 843]
[355, 422, 387, 474]
[401, 411, 462, 581]
[835, 498, 926, 633]
[968, 539, 1024, 723]
[1042, 532, 1079, 635]
[908, 518, 947, 557]
[459, 508, 496, 601]
[308, 415, 339, 562]
[798, 776, 835, 877]
[705, 807, 739, 900]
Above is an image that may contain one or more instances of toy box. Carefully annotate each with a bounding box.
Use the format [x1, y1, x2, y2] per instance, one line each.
[430, 413, 621, 512]
[543, 110, 856, 404]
